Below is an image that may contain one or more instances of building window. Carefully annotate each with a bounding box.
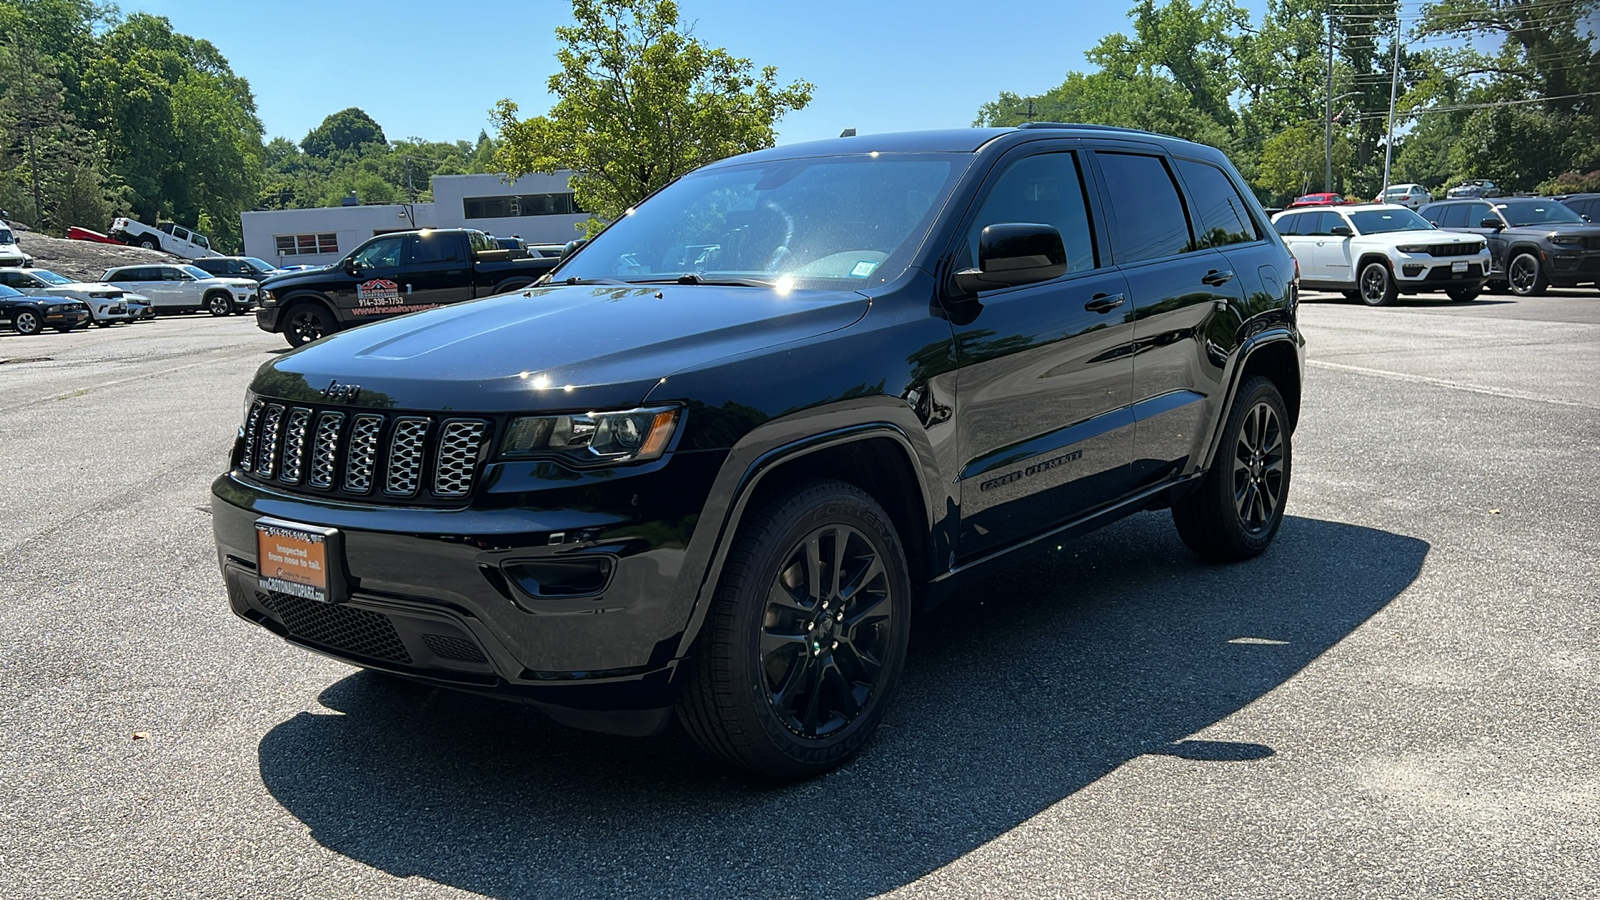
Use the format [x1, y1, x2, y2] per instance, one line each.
[275, 233, 339, 256]
[462, 193, 584, 219]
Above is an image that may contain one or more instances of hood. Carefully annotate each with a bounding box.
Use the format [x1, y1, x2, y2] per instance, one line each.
[206, 276, 256, 289]
[46, 281, 123, 295]
[1504, 222, 1600, 237]
[261, 267, 332, 290]
[258, 283, 871, 412]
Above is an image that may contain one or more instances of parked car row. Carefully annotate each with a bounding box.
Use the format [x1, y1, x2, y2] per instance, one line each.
[1271, 196, 1600, 304]
[0, 267, 145, 326]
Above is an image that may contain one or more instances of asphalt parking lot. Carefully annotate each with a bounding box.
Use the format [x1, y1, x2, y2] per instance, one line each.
[2, 290, 1597, 899]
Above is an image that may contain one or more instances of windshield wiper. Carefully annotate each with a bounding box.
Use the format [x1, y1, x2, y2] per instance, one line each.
[629, 274, 774, 287]
[554, 276, 629, 286]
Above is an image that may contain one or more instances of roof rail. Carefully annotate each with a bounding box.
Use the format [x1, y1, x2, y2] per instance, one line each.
[1016, 122, 1158, 135]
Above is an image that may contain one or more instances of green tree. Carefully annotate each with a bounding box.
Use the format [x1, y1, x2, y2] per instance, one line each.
[300, 107, 386, 158]
[974, 71, 1229, 147]
[492, 0, 813, 229]
[1258, 121, 1353, 200]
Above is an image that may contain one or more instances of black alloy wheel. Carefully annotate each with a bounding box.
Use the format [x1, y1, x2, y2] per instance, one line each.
[1172, 376, 1291, 560]
[284, 302, 331, 347]
[677, 479, 911, 779]
[13, 309, 41, 335]
[1359, 261, 1397, 306]
[207, 293, 231, 316]
[1506, 252, 1548, 297]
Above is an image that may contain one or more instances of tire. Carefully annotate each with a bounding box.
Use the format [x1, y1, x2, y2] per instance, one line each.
[95, 320, 112, 328]
[1172, 376, 1291, 561]
[138, 236, 159, 250]
[1506, 252, 1548, 297]
[54, 327, 74, 333]
[283, 301, 333, 347]
[206, 292, 232, 317]
[1358, 261, 1398, 306]
[677, 479, 912, 780]
[1446, 286, 1481, 302]
[12, 310, 41, 335]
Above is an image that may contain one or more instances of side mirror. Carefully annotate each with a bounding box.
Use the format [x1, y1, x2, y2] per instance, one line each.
[343, 261, 360, 276]
[1480, 217, 1503, 230]
[953, 223, 1068, 294]
[560, 238, 588, 259]
[1329, 225, 1353, 236]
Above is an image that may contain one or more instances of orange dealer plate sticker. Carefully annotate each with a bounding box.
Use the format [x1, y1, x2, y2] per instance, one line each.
[255, 518, 340, 604]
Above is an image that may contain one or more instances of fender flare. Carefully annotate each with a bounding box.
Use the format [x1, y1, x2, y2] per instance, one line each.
[668, 421, 938, 663]
[1196, 329, 1303, 472]
[272, 292, 337, 331]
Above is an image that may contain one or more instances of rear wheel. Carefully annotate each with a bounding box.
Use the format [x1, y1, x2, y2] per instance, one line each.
[1172, 376, 1291, 561]
[137, 236, 159, 250]
[283, 301, 333, 347]
[1506, 252, 1548, 297]
[13, 310, 42, 335]
[1446, 286, 1481, 302]
[677, 479, 911, 779]
[206, 292, 232, 316]
[1358, 261, 1398, 306]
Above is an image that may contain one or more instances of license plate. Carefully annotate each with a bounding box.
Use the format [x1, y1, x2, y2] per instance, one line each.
[1452, 260, 1468, 273]
[256, 517, 344, 603]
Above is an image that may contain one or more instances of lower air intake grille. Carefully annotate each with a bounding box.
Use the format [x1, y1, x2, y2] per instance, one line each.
[422, 633, 488, 663]
[257, 590, 411, 664]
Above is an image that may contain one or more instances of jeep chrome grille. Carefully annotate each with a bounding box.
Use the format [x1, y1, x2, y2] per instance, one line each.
[436, 420, 487, 497]
[237, 401, 489, 504]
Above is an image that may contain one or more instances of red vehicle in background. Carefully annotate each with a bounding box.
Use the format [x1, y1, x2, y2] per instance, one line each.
[1286, 192, 1347, 208]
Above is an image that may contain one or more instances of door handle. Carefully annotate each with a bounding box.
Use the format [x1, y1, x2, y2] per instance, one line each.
[1085, 292, 1125, 313]
[1202, 269, 1234, 286]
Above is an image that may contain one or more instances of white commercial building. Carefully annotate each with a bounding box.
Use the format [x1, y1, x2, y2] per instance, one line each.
[240, 172, 587, 267]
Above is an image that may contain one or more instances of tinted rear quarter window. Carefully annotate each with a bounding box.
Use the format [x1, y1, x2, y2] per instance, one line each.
[1096, 153, 1192, 263]
[1273, 213, 1301, 236]
[1176, 159, 1258, 247]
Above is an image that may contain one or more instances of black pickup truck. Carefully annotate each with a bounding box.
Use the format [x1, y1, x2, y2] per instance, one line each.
[255, 228, 559, 346]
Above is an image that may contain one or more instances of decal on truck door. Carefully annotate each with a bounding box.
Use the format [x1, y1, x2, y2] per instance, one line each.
[355, 279, 402, 306]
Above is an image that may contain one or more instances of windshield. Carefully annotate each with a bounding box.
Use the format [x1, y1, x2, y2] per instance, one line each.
[242, 257, 276, 271]
[554, 153, 970, 290]
[32, 270, 73, 284]
[1497, 200, 1584, 226]
[0, 283, 19, 298]
[181, 265, 214, 279]
[0, 228, 13, 243]
[1349, 209, 1434, 234]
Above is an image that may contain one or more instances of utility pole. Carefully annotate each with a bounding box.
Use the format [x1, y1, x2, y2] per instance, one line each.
[1325, 8, 1335, 192]
[1382, 16, 1402, 193]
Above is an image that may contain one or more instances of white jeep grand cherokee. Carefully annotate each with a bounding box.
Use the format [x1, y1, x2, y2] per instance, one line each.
[1271, 204, 1491, 306]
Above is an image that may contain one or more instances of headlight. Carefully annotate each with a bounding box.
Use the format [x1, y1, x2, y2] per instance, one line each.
[501, 406, 680, 465]
[46, 304, 66, 313]
[1395, 244, 1427, 253]
[1549, 234, 1582, 245]
[259, 289, 276, 306]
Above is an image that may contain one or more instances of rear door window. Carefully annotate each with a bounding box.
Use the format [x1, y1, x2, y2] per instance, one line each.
[406, 233, 464, 266]
[1439, 205, 1470, 228]
[1095, 152, 1192, 263]
[1176, 159, 1259, 247]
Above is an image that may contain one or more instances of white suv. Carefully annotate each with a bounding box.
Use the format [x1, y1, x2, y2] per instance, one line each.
[1271, 204, 1491, 305]
[100, 263, 257, 316]
[0, 267, 133, 326]
[0, 223, 33, 267]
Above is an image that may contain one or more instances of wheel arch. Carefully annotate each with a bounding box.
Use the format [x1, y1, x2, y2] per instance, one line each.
[1198, 331, 1303, 471]
[1356, 251, 1393, 275]
[672, 424, 939, 663]
[274, 292, 337, 330]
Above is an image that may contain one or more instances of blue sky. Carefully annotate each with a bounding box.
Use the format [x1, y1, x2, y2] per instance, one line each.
[129, 0, 1274, 148]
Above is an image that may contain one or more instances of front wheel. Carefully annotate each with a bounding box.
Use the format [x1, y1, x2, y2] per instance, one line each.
[1172, 376, 1291, 561]
[677, 479, 911, 780]
[283, 301, 333, 347]
[206, 293, 232, 316]
[1358, 261, 1398, 306]
[1506, 252, 1548, 297]
[1446, 286, 1481, 302]
[13, 310, 42, 335]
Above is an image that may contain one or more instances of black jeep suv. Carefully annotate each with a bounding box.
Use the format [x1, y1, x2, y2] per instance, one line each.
[1419, 197, 1600, 295]
[212, 125, 1304, 778]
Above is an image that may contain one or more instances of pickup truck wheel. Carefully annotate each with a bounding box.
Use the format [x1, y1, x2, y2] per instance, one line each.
[1506, 252, 1548, 297]
[1172, 376, 1291, 561]
[206, 292, 231, 316]
[677, 479, 911, 780]
[13, 310, 42, 335]
[137, 237, 159, 250]
[283, 302, 332, 347]
[1446, 286, 1480, 302]
[1358, 261, 1398, 306]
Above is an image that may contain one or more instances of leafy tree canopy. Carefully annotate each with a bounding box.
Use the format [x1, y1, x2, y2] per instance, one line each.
[301, 107, 386, 158]
[491, 0, 813, 229]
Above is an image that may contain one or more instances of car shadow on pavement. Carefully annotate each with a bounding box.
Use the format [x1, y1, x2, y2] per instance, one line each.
[257, 512, 1427, 899]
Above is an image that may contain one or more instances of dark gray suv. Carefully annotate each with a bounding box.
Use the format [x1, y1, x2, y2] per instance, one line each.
[1419, 198, 1600, 295]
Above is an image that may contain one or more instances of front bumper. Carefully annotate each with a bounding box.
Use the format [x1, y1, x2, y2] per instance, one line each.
[1395, 257, 1490, 290]
[255, 305, 282, 333]
[210, 448, 725, 734]
[46, 310, 90, 328]
[1545, 248, 1600, 285]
